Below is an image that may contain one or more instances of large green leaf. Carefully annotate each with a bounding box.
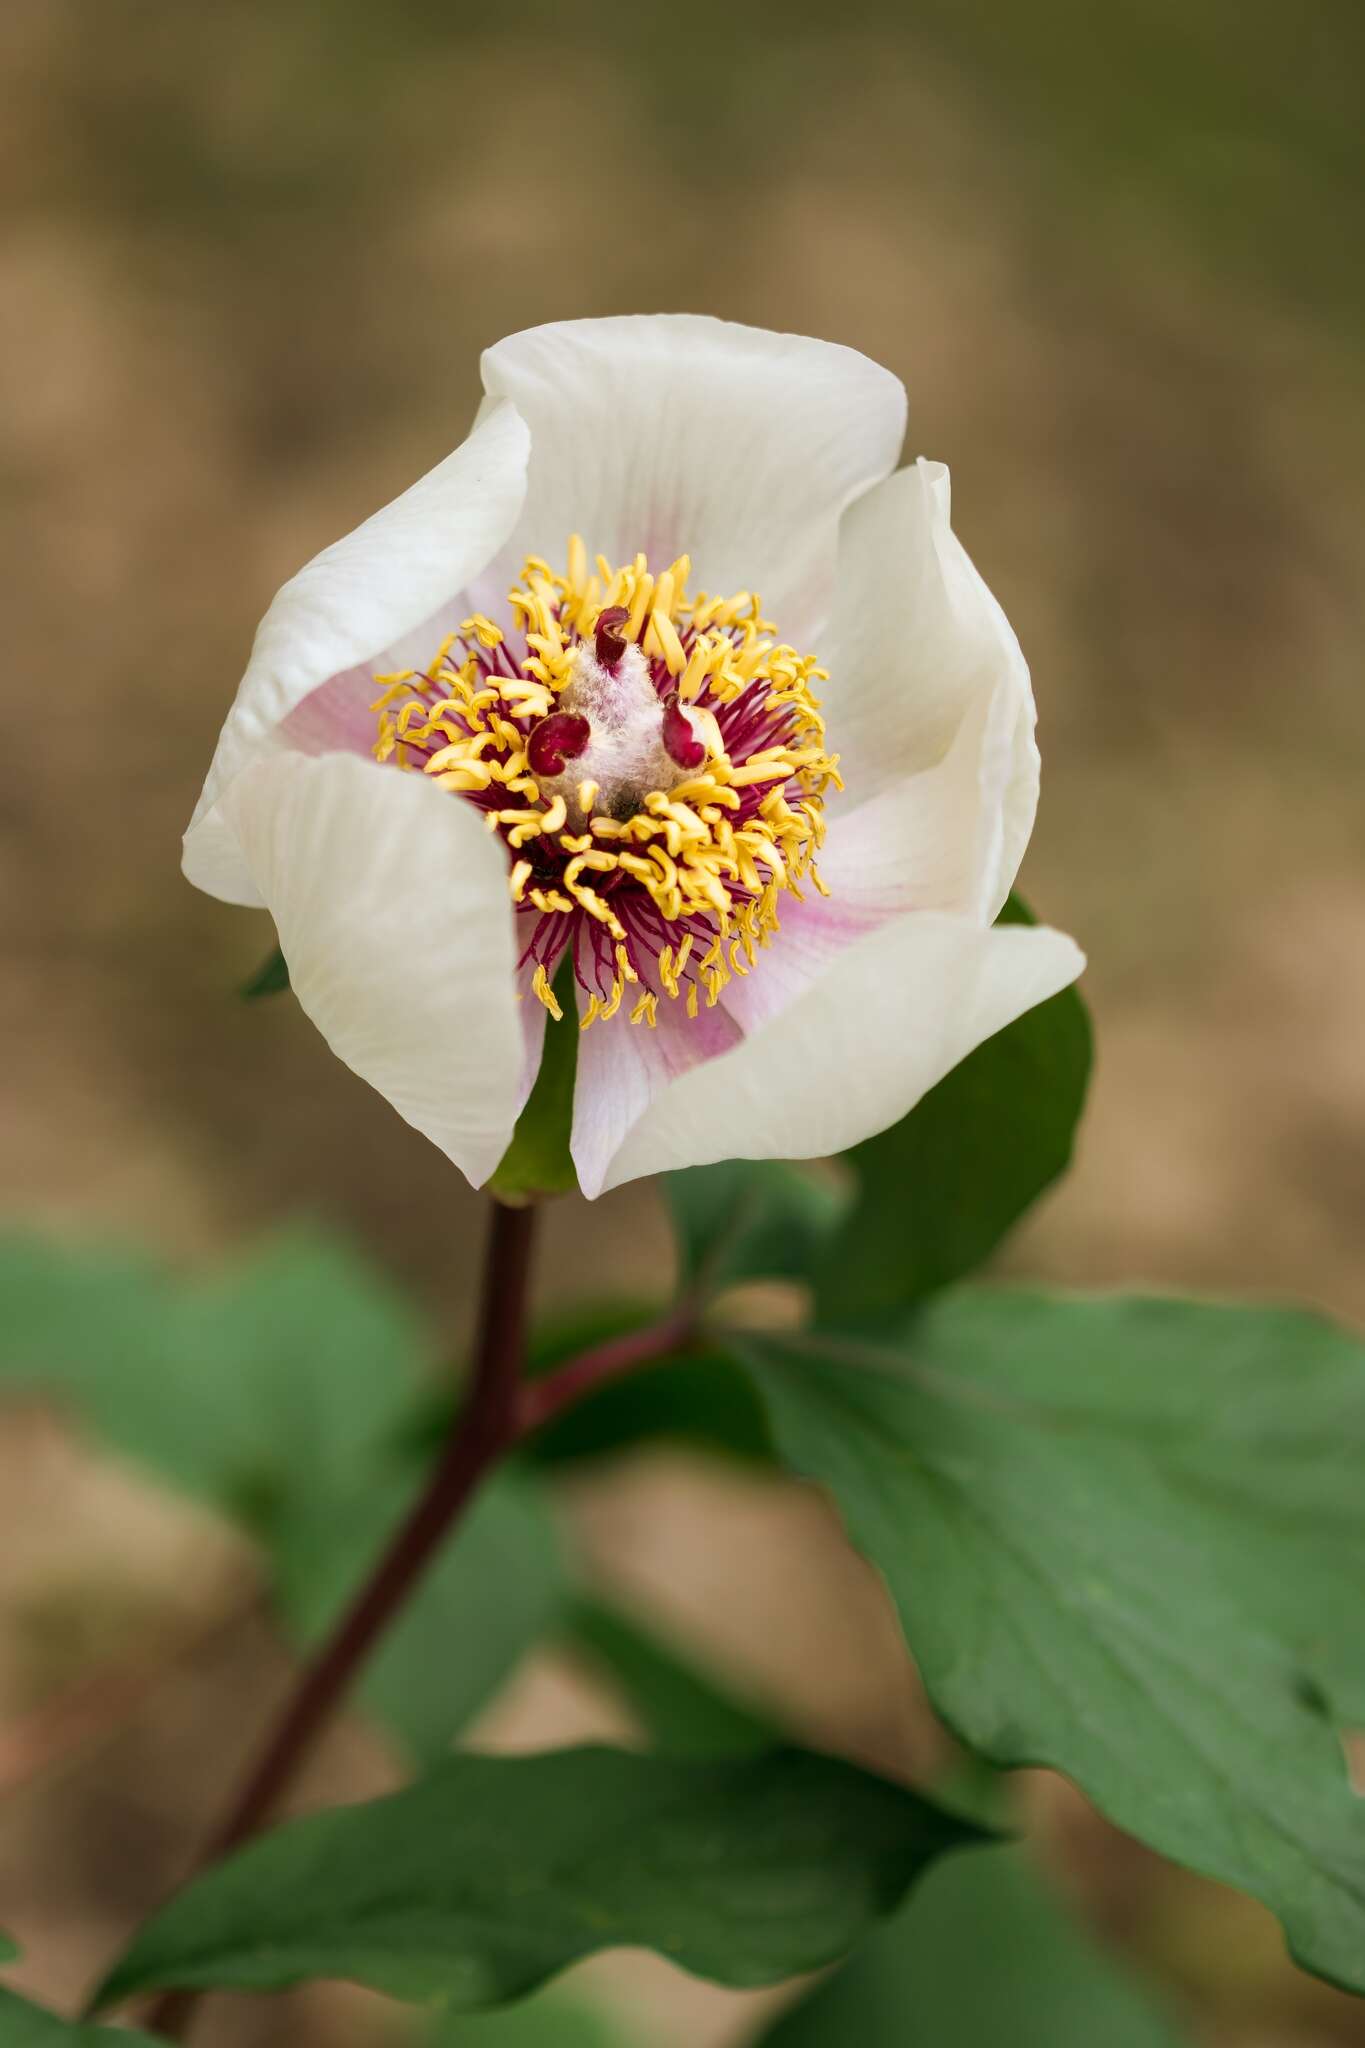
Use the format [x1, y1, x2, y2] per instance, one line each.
[0, 1988, 158, 2046]
[0, 1232, 568, 1758]
[664, 1161, 848, 1298]
[735, 1293, 1365, 1993]
[758, 1845, 1189, 2047]
[564, 1595, 775, 1757]
[813, 896, 1091, 1322]
[97, 1746, 985, 2012]
[430, 1986, 625, 2048]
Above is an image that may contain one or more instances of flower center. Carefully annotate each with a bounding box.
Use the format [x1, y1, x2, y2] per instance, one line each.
[371, 540, 839, 1028]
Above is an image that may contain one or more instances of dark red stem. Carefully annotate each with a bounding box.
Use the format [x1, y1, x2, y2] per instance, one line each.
[145, 1198, 538, 2041]
[514, 1300, 700, 1438]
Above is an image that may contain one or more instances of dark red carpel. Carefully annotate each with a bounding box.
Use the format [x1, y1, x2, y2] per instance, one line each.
[593, 605, 630, 672]
[527, 711, 591, 778]
[661, 691, 706, 770]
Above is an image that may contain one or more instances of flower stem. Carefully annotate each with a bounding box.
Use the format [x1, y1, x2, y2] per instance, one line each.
[144, 1196, 538, 2042]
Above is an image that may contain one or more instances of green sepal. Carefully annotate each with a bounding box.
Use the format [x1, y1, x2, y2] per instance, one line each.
[489, 956, 579, 1201]
[240, 943, 290, 1000]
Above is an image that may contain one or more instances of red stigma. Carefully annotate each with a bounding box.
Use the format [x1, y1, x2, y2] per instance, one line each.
[594, 605, 630, 671]
[661, 691, 706, 770]
[527, 711, 591, 778]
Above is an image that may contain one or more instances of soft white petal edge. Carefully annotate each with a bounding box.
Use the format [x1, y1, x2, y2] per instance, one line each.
[217, 752, 525, 1188]
[185, 399, 531, 907]
[826, 459, 1039, 899]
[478, 315, 906, 643]
[816, 663, 1039, 934]
[595, 915, 1084, 1195]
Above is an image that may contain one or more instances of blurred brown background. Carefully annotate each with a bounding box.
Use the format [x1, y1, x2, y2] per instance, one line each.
[1, 1, 1363, 2042]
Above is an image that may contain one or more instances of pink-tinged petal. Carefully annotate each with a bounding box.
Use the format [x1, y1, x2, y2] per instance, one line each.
[215, 752, 524, 1188]
[825, 460, 1039, 900]
[570, 983, 742, 1202]
[278, 661, 379, 759]
[479, 316, 906, 643]
[720, 891, 886, 1037]
[186, 400, 530, 908]
[597, 914, 1084, 1193]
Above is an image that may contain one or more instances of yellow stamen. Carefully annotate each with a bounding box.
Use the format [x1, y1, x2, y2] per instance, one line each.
[371, 536, 838, 1029]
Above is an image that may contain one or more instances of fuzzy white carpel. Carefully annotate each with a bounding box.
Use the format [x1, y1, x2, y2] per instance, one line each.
[544, 641, 704, 826]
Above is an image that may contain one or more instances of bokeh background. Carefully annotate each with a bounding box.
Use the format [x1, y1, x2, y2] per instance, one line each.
[2, 1, 1363, 2042]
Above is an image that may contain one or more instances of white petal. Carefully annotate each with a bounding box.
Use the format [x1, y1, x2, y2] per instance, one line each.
[819, 663, 1036, 928]
[479, 316, 905, 641]
[710, 676, 1034, 1047]
[826, 459, 1039, 902]
[597, 914, 1084, 1193]
[570, 984, 741, 1201]
[216, 753, 524, 1189]
[186, 400, 531, 906]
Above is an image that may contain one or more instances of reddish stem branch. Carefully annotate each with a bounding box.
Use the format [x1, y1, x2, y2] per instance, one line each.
[145, 1198, 538, 2042]
[513, 1300, 702, 1439]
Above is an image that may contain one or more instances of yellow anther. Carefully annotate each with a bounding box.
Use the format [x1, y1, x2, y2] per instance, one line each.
[567, 533, 587, 591]
[625, 573, 654, 643]
[646, 607, 687, 676]
[460, 615, 504, 649]
[531, 964, 563, 1022]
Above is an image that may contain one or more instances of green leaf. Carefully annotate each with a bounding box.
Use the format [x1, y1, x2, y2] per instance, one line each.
[97, 1746, 986, 2012]
[489, 959, 579, 1201]
[734, 1292, 1365, 1995]
[757, 1845, 1189, 2047]
[664, 1161, 849, 1298]
[240, 945, 290, 1000]
[0, 1987, 159, 2046]
[564, 1595, 776, 1757]
[429, 1985, 625, 2048]
[813, 895, 1091, 1323]
[0, 1937, 16, 1965]
[275, 1471, 567, 1765]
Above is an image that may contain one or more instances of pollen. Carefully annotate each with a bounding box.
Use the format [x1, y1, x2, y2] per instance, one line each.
[372, 539, 839, 1028]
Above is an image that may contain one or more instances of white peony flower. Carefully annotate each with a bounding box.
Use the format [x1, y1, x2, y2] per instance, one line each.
[186, 316, 1083, 1198]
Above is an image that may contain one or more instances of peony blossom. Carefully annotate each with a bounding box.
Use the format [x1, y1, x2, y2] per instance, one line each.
[186, 316, 1083, 1197]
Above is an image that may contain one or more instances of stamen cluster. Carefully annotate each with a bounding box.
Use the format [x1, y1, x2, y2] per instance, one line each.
[372, 540, 839, 1028]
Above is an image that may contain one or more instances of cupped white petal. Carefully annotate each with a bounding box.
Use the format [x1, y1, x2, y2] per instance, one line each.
[479, 316, 906, 642]
[596, 914, 1084, 1194]
[570, 986, 741, 1202]
[217, 752, 525, 1188]
[186, 400, 531, 906]
[819, 663, 1037, 928]
[826, 459, 1039, 902]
